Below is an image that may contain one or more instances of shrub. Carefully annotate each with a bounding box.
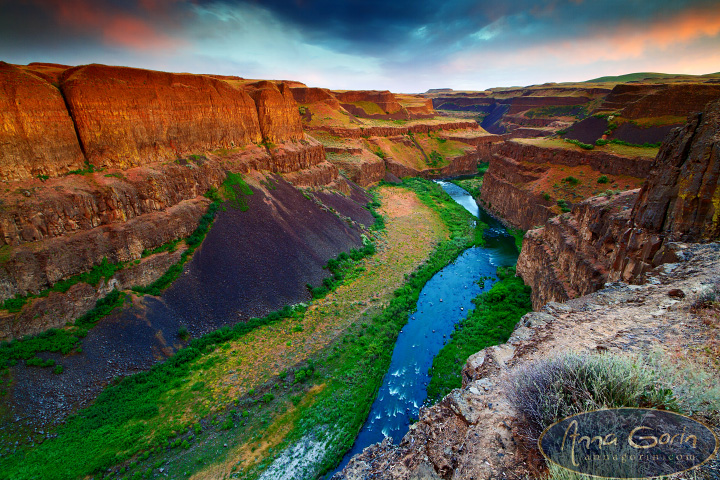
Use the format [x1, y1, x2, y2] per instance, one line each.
[556, 199, 571, 212]
[562, 176, 580, 186]
[427, 150, 444, 167]
[177, 326, 189, 340]
[542, 192, 551, 201]
[507, 353, 676, 443]
[595, 139, 609, 146]
[508, 352, 720, 450]
[597, 175, 609, 184]
[564, 138, 594, 150]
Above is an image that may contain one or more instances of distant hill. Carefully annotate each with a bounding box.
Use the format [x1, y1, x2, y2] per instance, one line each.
[585, 72, 720, 83]
[584, 72, 683, 83]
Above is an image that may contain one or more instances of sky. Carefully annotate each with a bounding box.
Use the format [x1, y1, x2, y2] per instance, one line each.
[1, 0, 720, 92]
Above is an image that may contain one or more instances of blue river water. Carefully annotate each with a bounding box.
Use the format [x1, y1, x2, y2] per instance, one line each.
[328, 181, 519, 477]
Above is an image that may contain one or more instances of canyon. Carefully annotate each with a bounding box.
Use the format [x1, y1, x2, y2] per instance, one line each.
[0, 60, 719, 480]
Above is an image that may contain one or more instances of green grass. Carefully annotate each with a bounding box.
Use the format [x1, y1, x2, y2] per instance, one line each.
[2, 257, 124, 313]
[508, 228, 525, 251]
[0, 290, 127, 370]
[426, 267, 531, 402]
[0, 179, 490, 480]
[564, 138, 594, 150]
[525, 104, 587, 119]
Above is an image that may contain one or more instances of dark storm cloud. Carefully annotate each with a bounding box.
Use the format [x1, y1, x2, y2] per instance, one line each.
[213, 0, 720, 56]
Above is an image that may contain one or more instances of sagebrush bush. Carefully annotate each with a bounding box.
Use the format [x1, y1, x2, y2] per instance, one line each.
[508, 352, 720, 447]
[508, 353, 676, 442]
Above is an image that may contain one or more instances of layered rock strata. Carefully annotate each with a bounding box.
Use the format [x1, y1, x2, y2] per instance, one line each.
[517, 99, 720, 308]
[0, 62, 86, 181]
[480, 139, 650, 230]
[61, 64, 264, 170]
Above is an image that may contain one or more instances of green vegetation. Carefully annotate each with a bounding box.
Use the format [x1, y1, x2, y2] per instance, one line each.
[562, 176, 580, 186]
[507, 352, 720, 443]
[608, 139, 661, 148]
[542, 192, 551, 201]
[584, 72, 681, 83]
[66, 161, 102, 176]
[307, 236, 377, 299]
[449, 162, 490, 199]
[564, 138, 594, 150]
[220, 171, 254, 211]
[0, 290, 126, 370]
[508, 228, 525, 252]
[2, 258, 123, 313]
[0, 179, 487, 479]
[597, 175, 609, 184]
[525, 104, 587, 119]
[427, 150, 444, 168]
[477, 161, 489, 175]
[557, 199, 571, 212]
[427, 267, 531, 401]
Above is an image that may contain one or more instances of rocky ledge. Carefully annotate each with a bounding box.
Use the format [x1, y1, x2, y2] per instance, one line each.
[336, 242, 720, 480]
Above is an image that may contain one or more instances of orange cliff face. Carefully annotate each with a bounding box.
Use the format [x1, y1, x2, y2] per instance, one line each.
[246, 81, 304, 143]
[0, 62, 86, 181]
[60, 64, 264, 170]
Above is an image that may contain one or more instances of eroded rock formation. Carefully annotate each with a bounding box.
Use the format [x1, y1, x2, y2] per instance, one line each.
[61, 64, 264, 170]
[517, 99, 720, 308]
[0, 62, 86, 181]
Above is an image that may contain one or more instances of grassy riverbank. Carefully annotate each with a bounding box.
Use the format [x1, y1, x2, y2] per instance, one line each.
[0, 178, 485, 480]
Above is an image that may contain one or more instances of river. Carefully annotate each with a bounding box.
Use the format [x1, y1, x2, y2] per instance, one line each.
[328, 181, 519, 476]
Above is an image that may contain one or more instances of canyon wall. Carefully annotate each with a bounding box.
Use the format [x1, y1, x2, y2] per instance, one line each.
[2, 63, 314, 180]
[517, 99, 720, 308]
[0, 63, 86, 181]
[61, 64, 264, 170]
[480, 139, 651, 230]
[0, 63, 341, 328]
[599, 83, 720, 119]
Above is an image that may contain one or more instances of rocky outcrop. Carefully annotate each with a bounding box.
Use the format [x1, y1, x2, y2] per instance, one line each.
[516, 99, 720, 308]
[335, 90, 404, 114]
[60, 64, 264, 170]
[480, 139, 652, 230]
[291, 87, 342, 108]
[338, 242, 720, 479]
[247, 81, 304, 143]
[326, 149, 386, 187]
[385, 149, 481, 180]
[480, 163, 556, 231]
[611, 100, 720, 281]
[0, 62, 85, 181]
[493, 140, 654, 178]
[599, 83, 720, 119]
[516, 190, 637, 309]
[311, 121, 479, 139]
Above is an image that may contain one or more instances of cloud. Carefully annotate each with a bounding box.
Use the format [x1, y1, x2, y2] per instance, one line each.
[1, 0, 719, 92]
[10, 0, 185, 50]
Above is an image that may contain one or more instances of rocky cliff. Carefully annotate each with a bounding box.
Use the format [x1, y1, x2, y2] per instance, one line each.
[61, 64, 264, 170]
[0, 62, 86, 181]
[480, 139, 649, 230]
[247, 81, 304, 143]
[0, 63, 342, 338]
[517, 99, 720, 308]
[599, 83, 720, 119]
